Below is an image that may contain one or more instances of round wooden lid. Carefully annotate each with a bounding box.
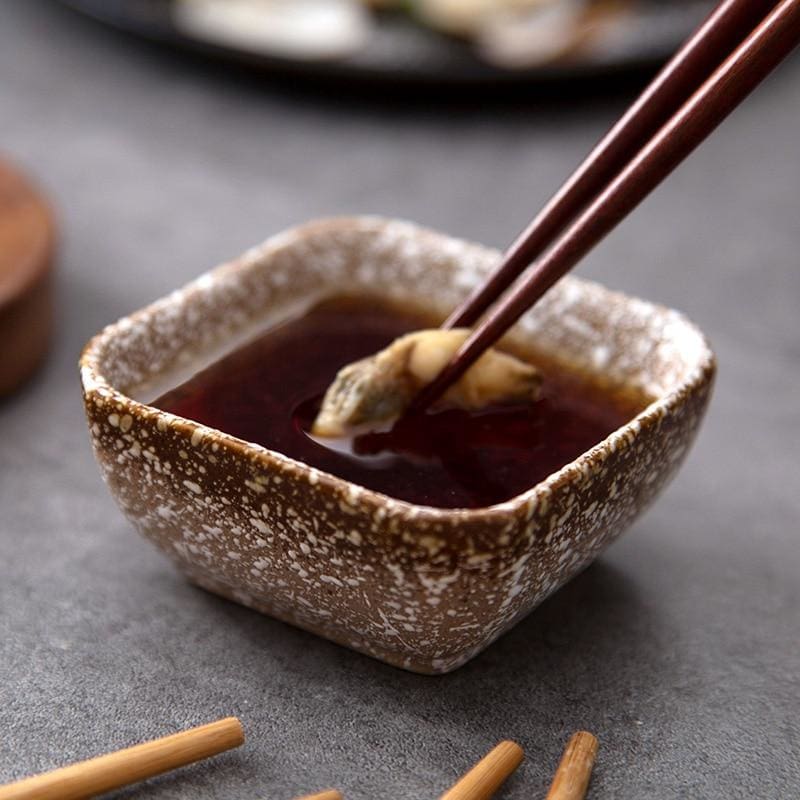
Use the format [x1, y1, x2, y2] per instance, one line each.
[0, 159, 56, 397]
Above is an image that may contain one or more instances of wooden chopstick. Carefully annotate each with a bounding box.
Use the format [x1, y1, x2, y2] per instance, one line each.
[414, 0, 800, 411]
[294, 792, 343, 800]
[444, 0, 777, 331]
[0, 717, 244, 800]
[439, 740, 524, 800]
[445, 0, 777, 330]
[545, 732, 599, 800]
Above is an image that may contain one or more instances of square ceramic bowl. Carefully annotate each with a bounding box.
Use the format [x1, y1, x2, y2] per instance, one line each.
[80, 217, 715, 674]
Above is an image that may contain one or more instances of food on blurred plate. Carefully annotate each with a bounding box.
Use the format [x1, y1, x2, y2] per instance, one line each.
[173, 0, 371, 60]
[413, 0, 563, 37]
[171, 0, 689, 68]
[477, 0, 635, 68]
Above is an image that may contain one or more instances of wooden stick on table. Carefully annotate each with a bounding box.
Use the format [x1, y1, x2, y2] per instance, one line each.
[439, 741, 524, 800]
[294, 792, 343, 800]
[0, 717, 244, 800]
[545, 732, 599, 800]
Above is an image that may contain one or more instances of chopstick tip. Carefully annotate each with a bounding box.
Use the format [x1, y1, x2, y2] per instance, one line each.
[496, 739, 524, 761]
[215, 716, 245, 746]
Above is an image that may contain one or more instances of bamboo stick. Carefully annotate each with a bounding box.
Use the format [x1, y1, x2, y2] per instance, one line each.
[440, 740, 524, 800]
[0, 717, 244, 800]
[294, 792, 343, 800]
[545, 731, 598, 800]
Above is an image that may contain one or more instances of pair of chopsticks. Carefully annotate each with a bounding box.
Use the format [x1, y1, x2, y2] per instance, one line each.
[412, 0, 800, 410]
[0, 718, 597, 800]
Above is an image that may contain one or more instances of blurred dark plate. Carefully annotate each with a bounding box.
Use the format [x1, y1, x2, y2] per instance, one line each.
[57, 0, 714, 88]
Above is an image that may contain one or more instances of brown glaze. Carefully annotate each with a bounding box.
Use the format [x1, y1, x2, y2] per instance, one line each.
[0, 159, 55, 397]
[153, 296, 640, 509]
[80, 218, 715, 674]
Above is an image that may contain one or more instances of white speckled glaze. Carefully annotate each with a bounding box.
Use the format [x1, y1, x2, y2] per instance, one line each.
[80, 217, 715, 674]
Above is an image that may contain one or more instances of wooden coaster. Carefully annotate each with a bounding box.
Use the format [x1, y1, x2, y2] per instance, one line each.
[0, 158, 56, 397]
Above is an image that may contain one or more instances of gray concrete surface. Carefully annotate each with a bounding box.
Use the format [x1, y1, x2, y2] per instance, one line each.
[1, 2, 798, 797]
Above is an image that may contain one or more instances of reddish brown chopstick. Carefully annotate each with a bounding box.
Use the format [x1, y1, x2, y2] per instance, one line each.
[444, 0, 777, 330]
[0, 718, 244, 800]
[294, 792, 343, 800]
[414, 0, 800, 410]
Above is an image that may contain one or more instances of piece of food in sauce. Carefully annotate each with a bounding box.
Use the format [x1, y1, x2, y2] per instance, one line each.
[312, 328, 542, 437]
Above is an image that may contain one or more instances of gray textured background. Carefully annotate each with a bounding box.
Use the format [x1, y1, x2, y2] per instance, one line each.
[1, 2, 798, 797]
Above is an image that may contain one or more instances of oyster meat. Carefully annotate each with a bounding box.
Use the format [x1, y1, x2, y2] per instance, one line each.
[312, 328, 542, 437]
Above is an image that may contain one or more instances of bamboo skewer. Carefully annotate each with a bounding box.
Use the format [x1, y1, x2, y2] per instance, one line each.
[294, 792, 343, 800]
[545, 732, 599, 800]
[439, 740, 524, 800]
[0, 717, 244, 800]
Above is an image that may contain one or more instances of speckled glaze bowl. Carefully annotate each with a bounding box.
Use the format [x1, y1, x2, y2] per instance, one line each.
[80, 217, 715, 674]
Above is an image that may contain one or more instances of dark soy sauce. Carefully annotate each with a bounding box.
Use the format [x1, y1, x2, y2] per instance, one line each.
[154, 297, 643, 509]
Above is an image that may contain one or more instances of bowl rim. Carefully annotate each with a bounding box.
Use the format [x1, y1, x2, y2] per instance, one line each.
[80, 216, 716, 524]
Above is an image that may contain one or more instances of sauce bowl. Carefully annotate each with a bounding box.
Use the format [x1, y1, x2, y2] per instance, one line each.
[80, 217, 715, 674]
